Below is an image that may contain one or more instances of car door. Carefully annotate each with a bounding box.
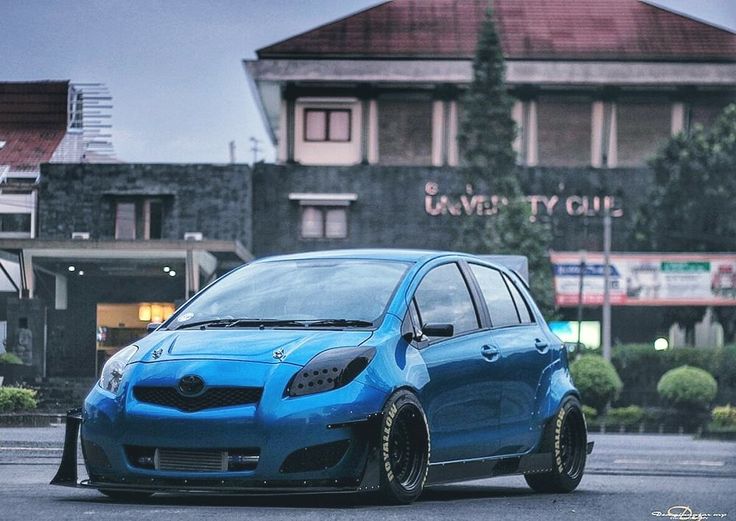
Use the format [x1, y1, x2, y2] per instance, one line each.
[468, 263, 552, 456]
[411, 262, 504, 462]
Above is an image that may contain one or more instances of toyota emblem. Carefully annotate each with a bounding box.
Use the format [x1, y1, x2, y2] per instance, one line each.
[178, 375, 205, 396]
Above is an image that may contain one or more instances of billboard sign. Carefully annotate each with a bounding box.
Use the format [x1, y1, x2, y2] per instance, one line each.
[551, 252, 736, 306]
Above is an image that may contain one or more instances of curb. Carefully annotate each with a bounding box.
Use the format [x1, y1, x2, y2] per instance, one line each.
[0, 413, 67, 428]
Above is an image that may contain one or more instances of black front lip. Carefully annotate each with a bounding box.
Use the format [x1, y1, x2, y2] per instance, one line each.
[77, 477, 363, 495]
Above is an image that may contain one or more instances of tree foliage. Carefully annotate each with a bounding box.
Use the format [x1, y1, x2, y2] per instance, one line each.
[455, 3, 555, 317]
[632, 103, 736, 339]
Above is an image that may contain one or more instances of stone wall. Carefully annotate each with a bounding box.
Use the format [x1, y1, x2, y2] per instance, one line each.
[251, 164, 653, 257]
[39, 163, 252, 248]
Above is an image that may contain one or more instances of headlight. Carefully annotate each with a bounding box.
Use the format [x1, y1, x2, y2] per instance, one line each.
[286, 347, 375, 397]
[99, 345, 138, 394]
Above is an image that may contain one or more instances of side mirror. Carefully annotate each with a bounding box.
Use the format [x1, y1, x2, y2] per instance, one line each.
[422, 323, 454, 338]
[146, 323, 162, 333]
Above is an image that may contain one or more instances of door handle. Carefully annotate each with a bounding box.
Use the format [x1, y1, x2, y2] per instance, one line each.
[481, 344, 500, 362]
[534, 338, 549, 350]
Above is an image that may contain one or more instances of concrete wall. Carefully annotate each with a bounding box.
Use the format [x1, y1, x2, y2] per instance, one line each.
[251, 164, 653, 257]
[39, 163, 252, 248]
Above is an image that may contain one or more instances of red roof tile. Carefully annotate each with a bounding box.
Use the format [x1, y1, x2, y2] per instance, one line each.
[0, 82, 69, 170]
[257, 0, 736, 61]
[0, 126, 66, 170]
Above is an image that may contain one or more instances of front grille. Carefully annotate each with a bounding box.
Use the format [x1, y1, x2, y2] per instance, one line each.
[157, 448, 227, 472]
[280, 440, 350, 474]
[133, 386, 262, 412]
[126, 446, 260, 472]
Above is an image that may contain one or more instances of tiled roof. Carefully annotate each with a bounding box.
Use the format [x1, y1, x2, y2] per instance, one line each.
[0, 126, 66, 171]
[257, 0, 736, 61]
[0, 81, 69, 170]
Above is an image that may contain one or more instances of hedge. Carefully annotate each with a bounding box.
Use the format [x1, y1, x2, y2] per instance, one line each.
[0, 387, 37, 413]
[0, 353, 22, 365]
[611, 344, 736, 407]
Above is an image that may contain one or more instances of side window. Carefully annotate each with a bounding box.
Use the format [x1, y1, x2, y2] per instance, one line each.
[504, 274, 533, 324]
[414, 263, 479, 338]
[470, 264, 519, 328]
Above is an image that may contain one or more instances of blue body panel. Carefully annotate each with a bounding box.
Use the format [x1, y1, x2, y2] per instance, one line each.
[78, 249, 579, 489]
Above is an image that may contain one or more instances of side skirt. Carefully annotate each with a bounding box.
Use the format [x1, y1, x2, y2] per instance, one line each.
[427, 441, 595, 485]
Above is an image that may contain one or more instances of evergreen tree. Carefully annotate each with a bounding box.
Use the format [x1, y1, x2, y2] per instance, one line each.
[455, 3, 555, 317]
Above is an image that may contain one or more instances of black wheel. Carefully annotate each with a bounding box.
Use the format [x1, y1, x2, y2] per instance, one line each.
[525, 396, 587, 493]
[99, 489, 153, 501]
[378, 390, 430, 504]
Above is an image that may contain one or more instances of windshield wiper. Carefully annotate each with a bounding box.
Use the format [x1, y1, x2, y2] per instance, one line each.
[303, 319, 374, 328]
[226, 319, 310, 328]
[176, 318, 372, 330]
[175, 318, 240, 330]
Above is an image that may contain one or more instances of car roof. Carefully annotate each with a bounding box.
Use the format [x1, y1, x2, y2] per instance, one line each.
[254, 248, 474, 264]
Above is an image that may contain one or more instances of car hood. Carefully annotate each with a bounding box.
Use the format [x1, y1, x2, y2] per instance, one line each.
[131, 328, 375, 367]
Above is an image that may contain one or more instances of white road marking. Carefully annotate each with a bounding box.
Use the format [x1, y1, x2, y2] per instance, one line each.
[613, 458, 724, 467]
[0, 447, 62, 451]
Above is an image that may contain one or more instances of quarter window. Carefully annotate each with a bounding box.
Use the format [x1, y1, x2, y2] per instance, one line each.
[304, 109, 351, 142]
[470, 265, 520, 327]
[414, 263, 479, 338]
[505, 275, 533, 323]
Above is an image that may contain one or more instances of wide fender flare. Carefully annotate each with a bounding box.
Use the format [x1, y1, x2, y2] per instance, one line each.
[537, 361, 580, 424]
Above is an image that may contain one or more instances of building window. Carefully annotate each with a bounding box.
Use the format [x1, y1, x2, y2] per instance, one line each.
[0, 213, 31, 234]
[114, 199, 164, 240]
[304, 109, 351, 142]
[300, 206, 348, 239]
[114, 202, 136, 239]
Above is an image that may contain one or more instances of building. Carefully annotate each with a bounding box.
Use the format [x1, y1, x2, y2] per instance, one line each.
[1, 163, 251, 377]
[245, 0, 736, 170]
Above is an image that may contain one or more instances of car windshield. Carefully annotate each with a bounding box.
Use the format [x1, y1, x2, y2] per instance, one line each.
[168, 258, 410, 329]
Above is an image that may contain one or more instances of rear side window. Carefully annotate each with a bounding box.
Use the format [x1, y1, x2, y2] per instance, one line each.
[469, 264, 519, 327]
[414, 263, 479, 337]
[504, 274, 533, 323]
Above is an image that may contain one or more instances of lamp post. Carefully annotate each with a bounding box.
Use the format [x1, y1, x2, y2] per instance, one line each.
[577, 250, 586, 350]
[602, 208, 612, 361]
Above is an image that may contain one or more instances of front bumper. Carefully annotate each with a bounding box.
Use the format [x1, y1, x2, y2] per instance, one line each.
[52, 408, 384, 495]
[52, 359, 387, 495]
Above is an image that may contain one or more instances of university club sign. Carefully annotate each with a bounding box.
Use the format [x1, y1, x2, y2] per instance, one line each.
[423, 182, 624, 220]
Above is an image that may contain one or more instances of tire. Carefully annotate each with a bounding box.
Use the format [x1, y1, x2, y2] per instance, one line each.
[525, 396, 587, 493]
[378, 390, 430, 504]
[99, 489, 153, 501]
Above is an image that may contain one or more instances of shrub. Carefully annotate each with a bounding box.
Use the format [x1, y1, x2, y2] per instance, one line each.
[0, 353, 22, 365]
[605, 405, 645, 426]
[657, 365, 717, 411]
[581, 405, 597, 420]
[0, 387, 37, 413]
[570, 355, 623, 412]
[711, 405, 736, 428]
[612, 344, 736, 407]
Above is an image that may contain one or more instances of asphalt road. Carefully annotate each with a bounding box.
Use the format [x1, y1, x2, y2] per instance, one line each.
[0, 428, 734, 520]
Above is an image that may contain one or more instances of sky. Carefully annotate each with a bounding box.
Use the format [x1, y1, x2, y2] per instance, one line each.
[1, 0, 379, 163]
[2, 0, 734, 164]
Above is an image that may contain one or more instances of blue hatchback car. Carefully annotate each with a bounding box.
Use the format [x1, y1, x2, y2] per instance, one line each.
[53, 249, 591, 504]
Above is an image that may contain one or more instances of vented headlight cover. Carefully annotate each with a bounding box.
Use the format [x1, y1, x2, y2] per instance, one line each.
[287, 346, 375, 397]
[99, 345, 138, 394]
